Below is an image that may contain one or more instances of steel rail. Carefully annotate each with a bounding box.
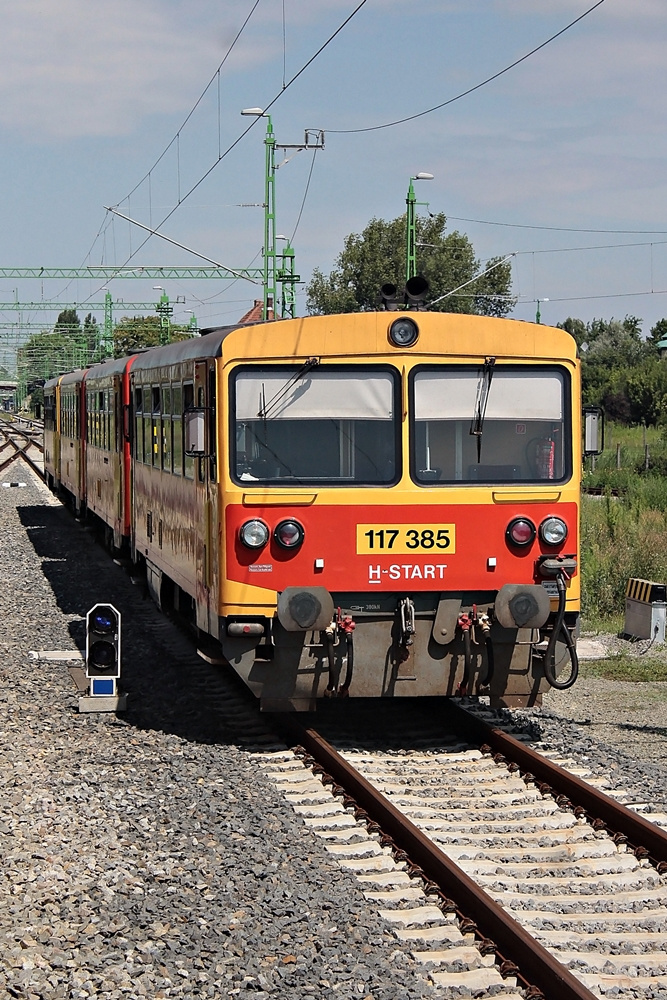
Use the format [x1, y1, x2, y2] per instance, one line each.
[278, 716, 597, 1000]
[0, 430, 44, 479]
[444, 701, 667, 867]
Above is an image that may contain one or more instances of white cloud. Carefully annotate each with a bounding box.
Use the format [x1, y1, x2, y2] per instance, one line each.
[0, 1, 256, 138]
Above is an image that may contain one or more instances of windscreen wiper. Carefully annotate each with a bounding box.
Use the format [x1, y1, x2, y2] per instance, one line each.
[257, 357, 320, 420]
[469, 356, 495, 463]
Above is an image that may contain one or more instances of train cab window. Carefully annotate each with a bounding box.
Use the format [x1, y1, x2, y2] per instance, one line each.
[183, 383, 195, 480]
[411, 367, 570, 485]
[172, 385, 183, 476]
[232, 367, 399, 485]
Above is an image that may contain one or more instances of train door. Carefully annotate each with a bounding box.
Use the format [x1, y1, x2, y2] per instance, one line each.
[190, 360, 218, 635]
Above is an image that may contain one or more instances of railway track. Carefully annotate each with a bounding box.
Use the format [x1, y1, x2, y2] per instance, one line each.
[11, 436, 664, 996]
[255, 703, 667, 999]
[0, 414, 44, 479]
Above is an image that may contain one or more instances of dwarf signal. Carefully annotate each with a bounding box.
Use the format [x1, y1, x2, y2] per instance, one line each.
[86, 604, 121, 697]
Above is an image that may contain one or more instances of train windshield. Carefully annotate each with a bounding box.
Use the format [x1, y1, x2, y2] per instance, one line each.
[411, 366, 570, 484]
[233, 366, 399, 485]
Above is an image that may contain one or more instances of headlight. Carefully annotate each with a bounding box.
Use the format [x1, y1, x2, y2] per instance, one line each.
[274, 519, 305, 550]
[506, 517, 536, 547]
[388, 317, 419, 348]
[239, 519, 269, 549]
[539, 516, 568, 546]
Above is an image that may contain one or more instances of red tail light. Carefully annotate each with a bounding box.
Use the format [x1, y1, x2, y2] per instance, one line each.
[274, 519, 305, 550]
[506, 517, 536, 547]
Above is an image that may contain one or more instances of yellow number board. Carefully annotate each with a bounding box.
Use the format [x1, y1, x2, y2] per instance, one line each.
[356, 524, 456, 555]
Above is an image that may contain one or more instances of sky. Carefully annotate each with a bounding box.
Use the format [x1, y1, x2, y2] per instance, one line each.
[2, 0, 667, 368]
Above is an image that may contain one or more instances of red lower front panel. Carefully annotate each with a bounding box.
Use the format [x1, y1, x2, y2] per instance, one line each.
[225, 502, 578, 595]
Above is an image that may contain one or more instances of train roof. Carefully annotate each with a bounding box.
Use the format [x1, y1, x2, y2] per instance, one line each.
[128, 326, 241, 371]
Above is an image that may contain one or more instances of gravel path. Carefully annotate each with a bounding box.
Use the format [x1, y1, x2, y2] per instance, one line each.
[0, 469, 434, 1000]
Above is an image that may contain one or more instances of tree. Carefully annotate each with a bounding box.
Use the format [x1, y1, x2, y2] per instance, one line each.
[16, 329, 86, 408]
[647, 318, 667, 349]
[306, 213, 515, 317]
[558, 316, 648, 414]
[113, 315, 193, 358]
[83, 312, 100, 357]
[54, 308, 81, 336]
[625, 358, 667, 426]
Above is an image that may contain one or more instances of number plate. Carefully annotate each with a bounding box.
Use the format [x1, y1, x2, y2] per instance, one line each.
[356, 524, 456, 554]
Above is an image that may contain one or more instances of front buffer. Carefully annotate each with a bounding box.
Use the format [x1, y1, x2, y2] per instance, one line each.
[220, 502, 579, 711]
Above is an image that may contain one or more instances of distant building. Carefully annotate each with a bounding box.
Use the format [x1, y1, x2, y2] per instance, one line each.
[238, 298, 274, 324]
[0, 378, 17, 410]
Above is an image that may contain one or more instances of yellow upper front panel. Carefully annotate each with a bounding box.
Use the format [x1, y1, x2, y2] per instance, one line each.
[220, 312, 578, 365]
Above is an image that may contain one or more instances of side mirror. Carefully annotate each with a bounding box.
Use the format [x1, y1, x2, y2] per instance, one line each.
[583, 406, 604, 456]
[184, 408, 206, 456]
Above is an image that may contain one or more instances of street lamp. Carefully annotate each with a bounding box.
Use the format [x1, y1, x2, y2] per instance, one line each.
[406, 173, 434, 283]
[183, 309, 198, 334]
[536, 297, 549, 324]
[242, 109, 276, 321]
[242, 109, 324, 322]
[153, 286, 173, 345]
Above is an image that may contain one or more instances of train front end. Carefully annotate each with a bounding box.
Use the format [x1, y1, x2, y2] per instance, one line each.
[217, 311, 581, 711]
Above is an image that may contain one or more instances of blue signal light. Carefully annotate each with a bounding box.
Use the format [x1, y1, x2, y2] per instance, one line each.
[93, 612, 115, 633]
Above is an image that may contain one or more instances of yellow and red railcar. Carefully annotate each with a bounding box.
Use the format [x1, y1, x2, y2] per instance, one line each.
[46, 308, 587, 711]
[44, 369, 88, 512]
[215, 311, 582, 709]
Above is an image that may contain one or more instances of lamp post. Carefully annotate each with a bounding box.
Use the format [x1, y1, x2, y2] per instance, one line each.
[241, 109, 277, 322]
[406, 173, 433, 283]
[183, 309, 198, 334]
[536, 297, 549, 324]
[153, 285, 173, 345]
[242, 109, 324, 321]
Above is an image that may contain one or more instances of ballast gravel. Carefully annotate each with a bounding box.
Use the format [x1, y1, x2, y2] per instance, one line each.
[3, 465, 667, 999]
[0, 471, 435, 1000]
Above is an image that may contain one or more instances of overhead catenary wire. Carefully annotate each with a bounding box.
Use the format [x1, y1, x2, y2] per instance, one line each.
[118, 0, 263, 207]
[81, 0, 603, 317]
[34, 0, 653, 333]
[447, 215, 667, 236]
[326, 0, 607, 134]
[89, 0, 371, 307]
[291, 147, 320, 244]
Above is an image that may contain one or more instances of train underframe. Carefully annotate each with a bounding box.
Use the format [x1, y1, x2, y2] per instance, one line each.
[219, 587, 578, 712]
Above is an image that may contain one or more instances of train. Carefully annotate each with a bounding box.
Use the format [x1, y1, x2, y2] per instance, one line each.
[44, 302, 597, 711]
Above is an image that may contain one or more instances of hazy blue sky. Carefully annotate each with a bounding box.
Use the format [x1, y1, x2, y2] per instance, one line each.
[1, 0, 666, 341]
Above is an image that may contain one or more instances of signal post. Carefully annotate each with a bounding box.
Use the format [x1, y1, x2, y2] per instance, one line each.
[78, 603, 127, 713]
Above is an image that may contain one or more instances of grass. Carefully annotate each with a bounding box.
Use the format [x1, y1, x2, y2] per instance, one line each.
[579, 422, 667, 681]
[579, 655, 667, 684]
[580, 493, 667, 621]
